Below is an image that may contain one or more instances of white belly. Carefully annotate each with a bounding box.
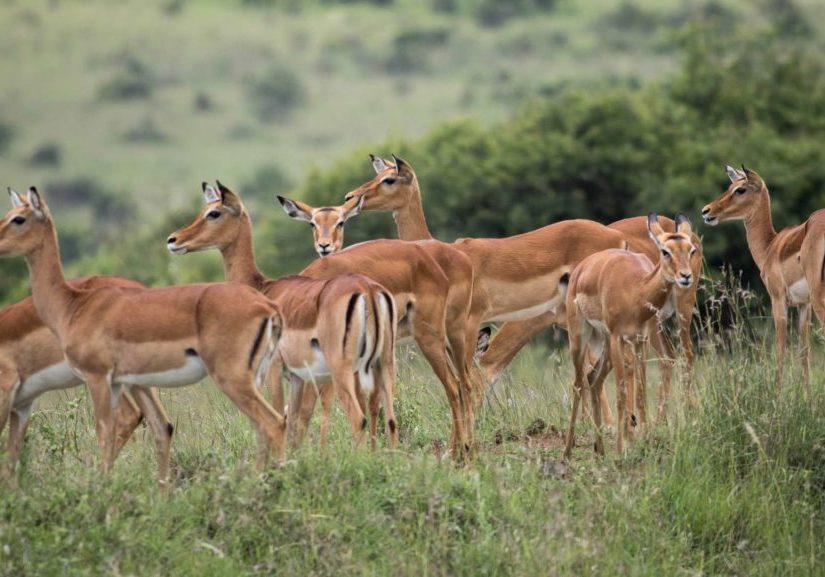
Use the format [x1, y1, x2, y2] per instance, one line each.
[487, 292, 565, 323]
[287, 349, 331, 383]
[115, 356, 208, 388]
[15, 362, 82, 407]
[789, 278, 809, 305]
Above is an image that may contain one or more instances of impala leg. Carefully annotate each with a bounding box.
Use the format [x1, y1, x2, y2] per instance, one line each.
[677, 288, 697, 377]
[129, 387, 173, 486]
[375, 358, 398, 449]
[267, 357, 286, 416]
[286, 374, 313, 449]
[7, 403, 33, 480]
[588, 354, 610, 457]
[564, 315, 588, 459]
[368, 386, 380, 451]
[609, 335, 628, 456]
[799, 304, 812, 400]
[213, 375, 286, 468]
[113, 391, 144, 458]
[318, 383, 335, 452]
[581, 347, 614, 427]
[770, 296, 788, 391]
[478, 311, 562, 386]
[85, 373, 116, 474]
[411, 297, 469, 460]
[623, 342, 637, 433]
[650, 323, 674, 424]
[332, 366, 368, 448]
[0, 376, 13, 472]
[633, 340, 648, 430]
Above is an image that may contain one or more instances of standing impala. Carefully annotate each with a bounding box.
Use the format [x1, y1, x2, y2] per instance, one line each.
[341, 155, 701, 405]
[167, 182, 397, 450]
[563, 214, 697, 458]
[0, 188, 286, 475]
[0, 277, 173, 480]
[702, 166, 825, 396]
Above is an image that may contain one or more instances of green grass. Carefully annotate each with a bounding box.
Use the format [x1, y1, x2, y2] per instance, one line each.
[3, 311, 824, 575]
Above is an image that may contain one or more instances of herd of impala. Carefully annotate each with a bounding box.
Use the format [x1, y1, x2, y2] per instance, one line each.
[0, 155, 820, 486]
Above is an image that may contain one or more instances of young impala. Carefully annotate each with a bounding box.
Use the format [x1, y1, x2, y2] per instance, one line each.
[0, 277, 173, 481]
[702, 165, 825, 396]
[167, 182, 397, 450]
[563, 214, 697, 458]
[341, 155, 702, 397]
[0, 188, 286, 476]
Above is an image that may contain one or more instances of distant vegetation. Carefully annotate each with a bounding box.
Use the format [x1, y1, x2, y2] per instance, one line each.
[0, 0, 824, 302]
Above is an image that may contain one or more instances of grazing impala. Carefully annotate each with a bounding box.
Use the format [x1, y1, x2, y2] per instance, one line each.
[167, 182, 397, 450]
[342, 155, 701, 404]
[0, 277, 173, 480]
[563, 214, 697, 458]
[0, 187, 286, 476]
[702, 166, 825, 396]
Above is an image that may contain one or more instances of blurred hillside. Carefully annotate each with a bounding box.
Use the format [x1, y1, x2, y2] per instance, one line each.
[1, 0, 824, 300]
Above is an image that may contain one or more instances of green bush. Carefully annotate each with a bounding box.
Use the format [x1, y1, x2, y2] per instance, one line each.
[246, 63, 307, 122]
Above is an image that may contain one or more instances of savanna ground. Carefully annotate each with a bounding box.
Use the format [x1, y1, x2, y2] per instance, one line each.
[2, 277, 824, 576]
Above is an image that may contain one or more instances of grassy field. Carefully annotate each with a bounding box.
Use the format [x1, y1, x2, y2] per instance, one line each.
[2, 278, 824, 576]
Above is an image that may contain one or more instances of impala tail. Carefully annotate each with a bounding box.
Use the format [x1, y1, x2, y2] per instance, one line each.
[250, 314, 282, 390]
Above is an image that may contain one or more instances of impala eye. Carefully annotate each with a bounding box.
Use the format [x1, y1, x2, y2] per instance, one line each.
[661, 249, 671, 258]
[11, 216, 25, 225]
[336, 221, 344, 229]
[310, 222, 316, 229]
[206, 210, 221, 220]
[383, 178, 396, 186]
[734, 187, 746, 195]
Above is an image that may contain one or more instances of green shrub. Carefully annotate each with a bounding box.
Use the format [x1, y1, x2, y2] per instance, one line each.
[246, 63, 307, 122]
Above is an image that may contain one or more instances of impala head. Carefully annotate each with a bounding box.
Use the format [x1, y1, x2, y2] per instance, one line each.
[648, 212, 696, 289]
[277, 194, 364, 257]
[343, 154, 419, 211]
[0, 187, 50, 257]
[166, 181, 245, 255]
[701, 165, 766, 226]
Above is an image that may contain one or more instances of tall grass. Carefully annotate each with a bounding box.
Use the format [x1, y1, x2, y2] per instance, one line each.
[1, 273, 823, 575]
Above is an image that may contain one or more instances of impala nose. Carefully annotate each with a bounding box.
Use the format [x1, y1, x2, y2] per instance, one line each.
[167, 235, 177, 244]
[701, 206, 710, 216]
[344, 192, 354, 202]
[678, 272, 692, 287]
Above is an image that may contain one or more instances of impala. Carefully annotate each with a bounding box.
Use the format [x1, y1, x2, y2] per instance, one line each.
[343, 155, 701, 408]
[702, 165, 825, 396]
[0, 188, 286, 475]
[0, 277, 173, 480]
[167, 182, 397, 450]
[563, 214, 696, 458]
[295, 237, 479, 459]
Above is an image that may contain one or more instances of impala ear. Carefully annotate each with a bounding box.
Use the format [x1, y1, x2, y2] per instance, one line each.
[202, 182, 221, 204]
[215, 180, 242, 215]
[648, 212, 665, 247]
[370, 154, 390, 174]
[27, 186, 45, 218]
[277, 195, 313, 222]
[725, 164, 745, 182]
[342, 193, 365, 222]
[742, 165, 760, 184]
[391, 154, 413, 181]
[8, 187, 23, 208]
[674, 213, 693, 236]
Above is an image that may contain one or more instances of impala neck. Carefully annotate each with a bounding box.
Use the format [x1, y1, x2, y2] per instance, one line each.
[220, 213, 266, 290]
[639, 263, 672, 315]
[393, 179, 433, 241]
[24, 219, 76, 334]
[742, 191, 777, 273]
